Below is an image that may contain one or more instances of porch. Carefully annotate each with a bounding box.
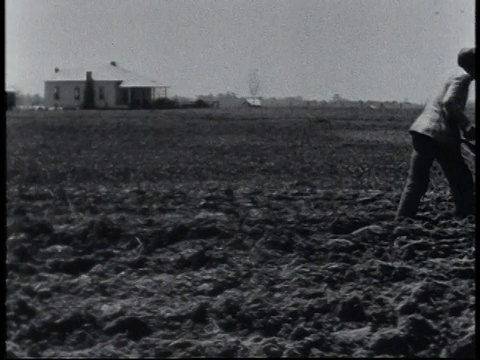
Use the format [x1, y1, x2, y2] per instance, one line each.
[116, 85, 171, 109]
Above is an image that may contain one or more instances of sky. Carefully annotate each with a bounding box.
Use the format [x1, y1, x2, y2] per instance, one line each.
[5, 0, 476, 103]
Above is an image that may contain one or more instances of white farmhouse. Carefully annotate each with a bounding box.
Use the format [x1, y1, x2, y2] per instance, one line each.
[44, 61, 170, 109]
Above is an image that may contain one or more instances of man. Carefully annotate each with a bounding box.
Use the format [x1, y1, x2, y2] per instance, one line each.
[396, 47, 475, 220]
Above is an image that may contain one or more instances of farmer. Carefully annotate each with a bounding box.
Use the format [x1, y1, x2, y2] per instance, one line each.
[395, 47, 476, 220]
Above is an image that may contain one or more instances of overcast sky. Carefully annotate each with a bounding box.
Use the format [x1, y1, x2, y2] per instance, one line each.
[5, 0, 475, 103]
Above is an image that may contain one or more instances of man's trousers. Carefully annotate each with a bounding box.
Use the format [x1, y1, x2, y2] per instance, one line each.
[396, 132, 474, 220]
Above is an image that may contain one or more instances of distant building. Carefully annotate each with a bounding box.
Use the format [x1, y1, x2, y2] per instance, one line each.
[367, 102, 383, 110]
[243, 97, 262, 107]
[43, 61, 170, 109]
[6, 86, 17, 110]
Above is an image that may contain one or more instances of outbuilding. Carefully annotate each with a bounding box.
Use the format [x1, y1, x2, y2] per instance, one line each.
[6, 86, 17, 110]
[44, 61, 170, 109]
[243, 97, 262, 107]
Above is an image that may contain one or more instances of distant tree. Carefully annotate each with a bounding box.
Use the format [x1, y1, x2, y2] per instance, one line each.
[332, 93, 343, 102]
[151, 97, 178, 109]
[194, 99, 210, 108]
[83, 72, 95, 109]
[197, 93, 215, 103]
[15, 92, 45, 106]
[14, 92, 27, 106]
[217, 92, 242, 107]
[248, 69, 261, 100]
[175, 96, 195, 105]
[31, 94, 44, 106]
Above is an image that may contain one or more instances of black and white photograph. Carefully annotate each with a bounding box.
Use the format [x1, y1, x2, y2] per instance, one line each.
[5, 0, 475, 357]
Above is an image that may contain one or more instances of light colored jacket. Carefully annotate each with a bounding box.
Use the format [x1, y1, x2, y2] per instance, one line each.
[409, 72, 474, 144]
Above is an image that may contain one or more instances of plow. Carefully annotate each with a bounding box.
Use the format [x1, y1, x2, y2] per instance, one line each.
[461, 138, 476, 182]
[461, 138, 476, 156]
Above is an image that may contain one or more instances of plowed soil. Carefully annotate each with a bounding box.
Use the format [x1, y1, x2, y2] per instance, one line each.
[6, 108, 475, 358]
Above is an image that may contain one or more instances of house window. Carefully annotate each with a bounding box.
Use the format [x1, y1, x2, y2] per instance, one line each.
[99, 86, 105, 100]
[54, 86, 60, 100]
[74, 87, 80, 100]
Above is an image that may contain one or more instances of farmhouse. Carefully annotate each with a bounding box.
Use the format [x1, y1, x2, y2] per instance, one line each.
[243, 98, 262, 107]
[44, 61, 170, 109]
[6, 86, 17, 110]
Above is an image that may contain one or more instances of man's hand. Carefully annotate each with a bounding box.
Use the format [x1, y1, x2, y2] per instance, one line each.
[463, 125, 476, 141]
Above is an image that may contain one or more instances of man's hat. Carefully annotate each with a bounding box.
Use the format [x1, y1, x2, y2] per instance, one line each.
[458, 47, 475, 70]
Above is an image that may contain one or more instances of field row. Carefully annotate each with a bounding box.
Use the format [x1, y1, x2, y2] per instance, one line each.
[7, 110, 419, 191]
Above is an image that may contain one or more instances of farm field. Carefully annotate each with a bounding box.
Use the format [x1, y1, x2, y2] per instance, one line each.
[6, 108, 475, 358]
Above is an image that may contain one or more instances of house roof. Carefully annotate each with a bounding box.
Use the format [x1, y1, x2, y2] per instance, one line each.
[45, 63, 167, 88]
[6, 86, 17, 93]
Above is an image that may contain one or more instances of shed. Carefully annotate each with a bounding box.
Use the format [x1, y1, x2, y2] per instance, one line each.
[243, 98, 262, 107]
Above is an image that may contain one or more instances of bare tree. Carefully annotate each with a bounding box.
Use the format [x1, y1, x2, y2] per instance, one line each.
[248, 69, 261, 100]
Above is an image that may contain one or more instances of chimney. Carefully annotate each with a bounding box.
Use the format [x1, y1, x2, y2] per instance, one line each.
[86, 71, 92, 80]
[54, 67, 59, 73]
[110, 61, 117, 67]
